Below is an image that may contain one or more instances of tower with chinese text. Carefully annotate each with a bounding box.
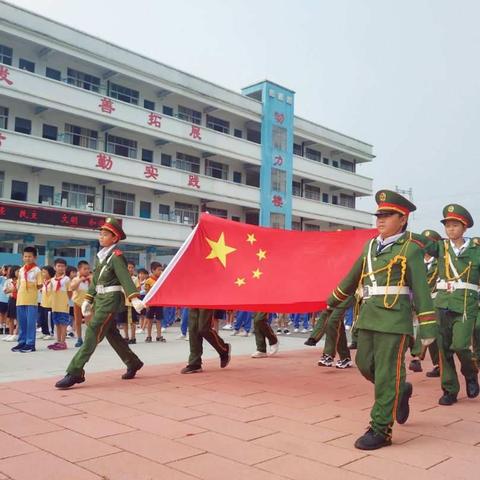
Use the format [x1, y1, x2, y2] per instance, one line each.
[242, 81, 295, 229]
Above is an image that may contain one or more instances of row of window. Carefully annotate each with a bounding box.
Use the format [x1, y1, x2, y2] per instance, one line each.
[294, 145, 355, 172]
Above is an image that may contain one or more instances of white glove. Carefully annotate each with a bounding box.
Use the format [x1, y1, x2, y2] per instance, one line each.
[131, 297, 146, 314]
[421, 338, 435, 346]
[81, 300, 93, 317]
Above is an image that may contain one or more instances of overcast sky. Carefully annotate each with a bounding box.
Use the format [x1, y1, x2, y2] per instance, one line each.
[8, 0, 480, 235]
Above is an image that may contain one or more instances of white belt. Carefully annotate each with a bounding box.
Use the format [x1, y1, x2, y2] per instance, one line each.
[436, 280, 478, 293]
[96, 285, 123, 294]
[362, 285, 410, 299]
[431, 292, 437, 299]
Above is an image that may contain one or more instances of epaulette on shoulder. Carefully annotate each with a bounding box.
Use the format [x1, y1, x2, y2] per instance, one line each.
[472, 237, 480, 246]
[410, 238, 425, 249]
[406, 231, 426, 249]
[113, 249, 123, 256]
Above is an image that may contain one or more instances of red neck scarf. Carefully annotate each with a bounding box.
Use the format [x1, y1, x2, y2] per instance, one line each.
[54, 275, 65, 292]
[23, 263, 37, 290]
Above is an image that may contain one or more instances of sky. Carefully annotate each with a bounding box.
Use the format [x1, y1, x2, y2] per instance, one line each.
[7, 0, 480, 235]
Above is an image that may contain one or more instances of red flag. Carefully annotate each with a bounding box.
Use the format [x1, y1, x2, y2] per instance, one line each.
[145, 214, 375, 313]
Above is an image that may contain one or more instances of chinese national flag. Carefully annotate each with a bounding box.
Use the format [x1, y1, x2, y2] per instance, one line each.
[145, 214, 375, 313]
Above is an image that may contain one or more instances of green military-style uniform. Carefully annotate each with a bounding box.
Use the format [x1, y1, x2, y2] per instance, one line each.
[182, 308, 230, 373]
[327, 190, 437, 450]
[59, 218, 143, 385]
[425, 205, 480, 403]
[253, 312, 278, 354]
[409, 230, 441, 374]
[472, 238, 480, 362]
[318, 297, 354, 367]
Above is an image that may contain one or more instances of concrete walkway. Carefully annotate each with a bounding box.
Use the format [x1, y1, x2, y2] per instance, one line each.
[0, 341, 479, 479]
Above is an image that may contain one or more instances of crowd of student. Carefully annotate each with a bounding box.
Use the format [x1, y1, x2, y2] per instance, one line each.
[0, 248, 325, 354]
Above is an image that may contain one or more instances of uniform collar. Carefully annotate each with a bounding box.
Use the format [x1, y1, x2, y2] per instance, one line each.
[97, 243, 117, 263]
[449, 238, 470, 256]
[375, 232, 405, 253]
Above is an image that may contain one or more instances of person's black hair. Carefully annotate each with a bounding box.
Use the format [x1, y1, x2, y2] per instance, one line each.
[23, 246, 38, 257]
[42, 265, 55, 278]
[8, 265, 20, 280]
[77, 260, 89, 268]
[66, 266, 77, 276]
[127, 261, 136, 267]
[150, 261, 162, 271]
[54, 258, 67, 266]
[138, 268, 148, 275]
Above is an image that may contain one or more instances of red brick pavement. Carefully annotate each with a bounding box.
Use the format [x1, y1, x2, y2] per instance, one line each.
[0, 349, 479, 479]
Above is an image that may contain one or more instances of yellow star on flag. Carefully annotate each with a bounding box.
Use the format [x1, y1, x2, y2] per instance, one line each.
[205, 232, 236, 268]
[252, 268, 263, 279]
[246, 233, 257, 245]
[256, 249, 267, 261]
[235, 277, 246, 287]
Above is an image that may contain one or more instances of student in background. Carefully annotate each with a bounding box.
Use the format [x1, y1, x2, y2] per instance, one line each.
[0, 265, 9, 335]
[144, 262, 165, 342]
[3, 265, 19, 342]
[39, 265, 55, 340]
[70, 261, 92, 347]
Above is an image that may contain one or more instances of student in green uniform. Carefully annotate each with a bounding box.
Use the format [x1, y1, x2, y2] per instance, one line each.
[317, 296, 354, 369]
[251, 312, 279, 358]
[326, 190, 437, 450]
[181, 308, 231, 373]
[408, 229, 441, 377]
[55, 217, 145, 389]
[426, 205, 480, 405]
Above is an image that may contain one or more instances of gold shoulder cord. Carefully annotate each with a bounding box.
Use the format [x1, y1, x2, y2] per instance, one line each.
[443, 239, 472, 320]
[359, 239, 409, 309]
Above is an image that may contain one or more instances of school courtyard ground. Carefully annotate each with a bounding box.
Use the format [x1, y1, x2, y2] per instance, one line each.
[0, 327, 479, 480]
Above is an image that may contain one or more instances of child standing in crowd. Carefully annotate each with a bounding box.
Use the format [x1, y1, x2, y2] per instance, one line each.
[2, 265, 19, 342]
[0, 265, 9, 334]
[118, 261, 140, 344]
[144, 262, 165, 342]
[12, 247, 42, 353]
[70, 261, 91, 347]
[232, 311, 252, 336]
[136, 268, 148, 334]
[39, 266, 55, 340]
[48, 258, 72, 350]
[276, 312, 290, 335]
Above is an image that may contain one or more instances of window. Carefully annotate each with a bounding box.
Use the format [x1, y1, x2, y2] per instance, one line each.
[205, 159, 228, 180]
[271, 168, 286, 192]
[292, 181, 302, 197]
[0, 171, 4, 198]
[270, 213, 285, 229]
[14, 117, 31, 135]
[53, 247, 85, 258]
[247, 129, 261, 144]
[42, 124, 58, 141]
[141, 149, 153, 163]
[106, 134, 137, 159]
[104, 189, 135, 216]
[46, 67, 61, 81]
[231, 215, 240, 222]
[0, 44, 12, 65]
[67, 68, 100, 92]
[19, 58, 34, 73]
[174, 202, 198, 225]
[306, 148, 322, 162]
[332, 195, 338, 205]
[177, 105, 201, 125]
[158, 204, 170, 221]
[207, 207, 228, 219]
[144, 99, 155, 111]
[340, 194, 355, 209]
[272, 126, 286, 151]
[332, 160, 339, 168]
[340, 159, 355, 172]
[0, 106, 8, 129]
[246, 170, 260, 188]
[206, 114, 229, 134]
[293, 143, 302, 156]
[61, 182, 96, 210]
[323, 157, 330, 165]
[176, 152, 200, 173]
[38, 184, 54, 205]
[292, 221, 302, 231]
[162, 106, 173, 116]
[140, 201, 151, 219]
[11, 180, 28, 201]
[234, 129, 243, 138]
[64, 124, 98, 149]
[322, 193, 329, 203]
[161, 153, 172, 167]
[305, 184, 321, 201]
[233, 171, 242, 184]
[109, 82, 139, 105]
[304, 224, 320, 232]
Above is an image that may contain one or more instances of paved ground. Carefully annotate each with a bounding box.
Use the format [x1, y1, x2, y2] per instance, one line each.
[0, 329, 479, 479]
